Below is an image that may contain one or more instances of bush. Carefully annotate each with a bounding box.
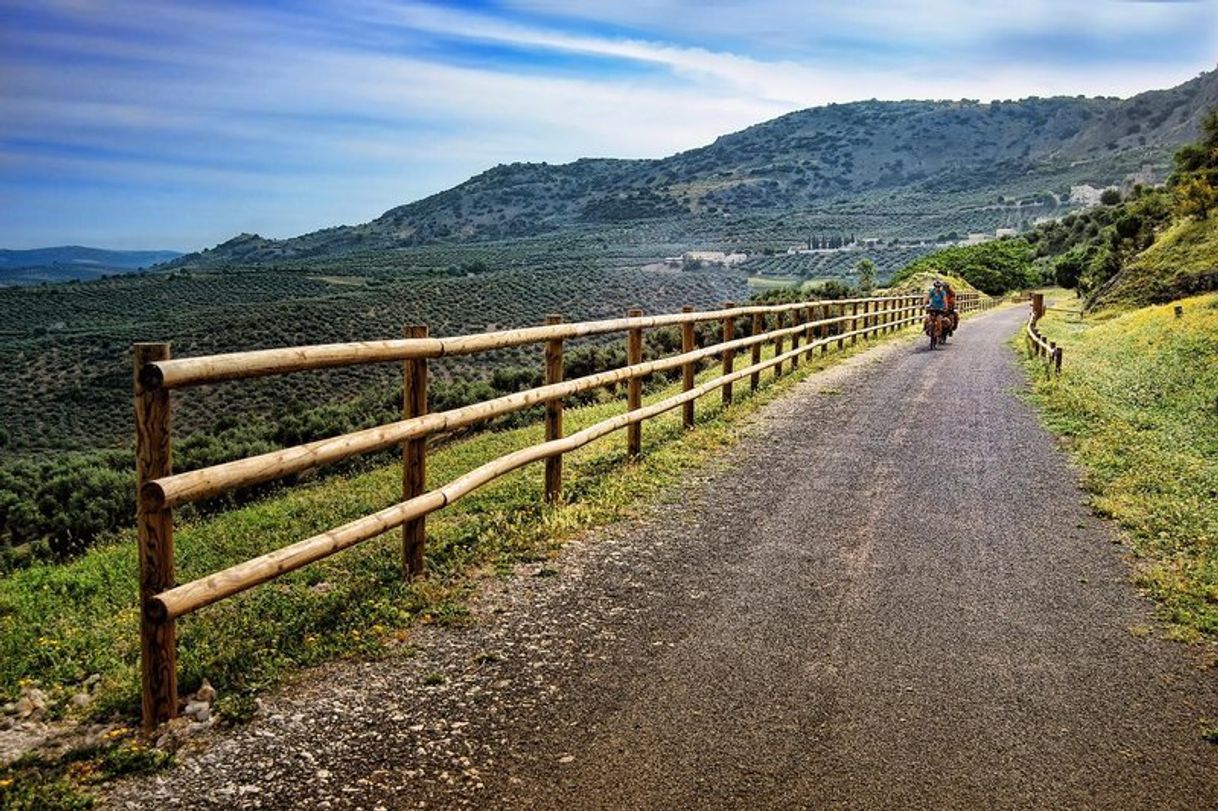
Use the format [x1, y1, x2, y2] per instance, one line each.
[891, 238, 1035, 295]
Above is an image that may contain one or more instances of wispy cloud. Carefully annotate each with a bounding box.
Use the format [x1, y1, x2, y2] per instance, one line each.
[1, 0, 1214, 248]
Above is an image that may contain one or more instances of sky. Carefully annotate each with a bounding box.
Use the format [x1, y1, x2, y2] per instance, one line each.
[1, 0, 1216, 250]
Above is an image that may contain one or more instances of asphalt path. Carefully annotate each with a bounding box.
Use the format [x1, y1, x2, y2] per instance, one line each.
[108, 305, 1218, 810]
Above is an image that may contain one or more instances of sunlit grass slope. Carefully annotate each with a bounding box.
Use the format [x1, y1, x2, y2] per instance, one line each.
[1093, 216, 1218, 310]
[1029, 293, 1218, 640]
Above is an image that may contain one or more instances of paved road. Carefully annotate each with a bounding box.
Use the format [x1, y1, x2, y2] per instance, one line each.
[109, 306, 1218, 810]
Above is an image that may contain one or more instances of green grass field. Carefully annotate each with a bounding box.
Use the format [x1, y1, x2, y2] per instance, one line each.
[1024, 293, 1218, 640]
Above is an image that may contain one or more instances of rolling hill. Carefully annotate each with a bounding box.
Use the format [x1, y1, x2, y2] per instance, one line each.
[165, 68, 1218, 266]
[0, 246, 183, 285]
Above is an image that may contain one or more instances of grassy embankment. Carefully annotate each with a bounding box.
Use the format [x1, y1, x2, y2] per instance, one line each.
[0, 313, 940, 728]
[1025, 293, 1218, 640]
[1093, 216, 1218, 309]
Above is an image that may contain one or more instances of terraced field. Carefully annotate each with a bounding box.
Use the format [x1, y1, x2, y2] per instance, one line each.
[0, 261, 746, 458]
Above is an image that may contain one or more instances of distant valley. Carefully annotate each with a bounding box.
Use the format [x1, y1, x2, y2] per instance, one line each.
[0, 246, 183, 286]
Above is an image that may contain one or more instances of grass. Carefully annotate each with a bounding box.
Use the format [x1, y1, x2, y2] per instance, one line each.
[0, 322, 921, 729]
[1021, 293, 1218, 641]
[1095, 216, 1218, 310]
[0, 727, 170, 810]
[746, 275, 800, 291]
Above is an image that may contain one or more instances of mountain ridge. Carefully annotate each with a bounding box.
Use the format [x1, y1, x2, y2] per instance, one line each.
[166, 68, 1218, 269]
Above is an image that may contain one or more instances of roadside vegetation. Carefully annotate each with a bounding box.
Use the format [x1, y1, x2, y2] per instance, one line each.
[1026, 295, 1218, 640]
[1034, 108, 1218, 310]
[889, 236, 1038, 295]
[1016, 114, 1218, 641]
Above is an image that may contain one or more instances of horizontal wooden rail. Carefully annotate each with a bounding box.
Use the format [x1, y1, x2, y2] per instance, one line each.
[133, 289, 992, 731]
[151, 310, 933, 621]
[141, 296, 915, 391]
[143, 310, 893, 509]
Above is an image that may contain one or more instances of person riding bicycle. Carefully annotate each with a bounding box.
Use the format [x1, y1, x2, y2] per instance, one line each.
[944, 283, 959, 332]
[925, 280, 948, 338]
[926, 280, 947, 315]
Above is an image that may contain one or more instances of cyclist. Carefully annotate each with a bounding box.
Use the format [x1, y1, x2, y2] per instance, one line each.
[925, 280, 948, 340]
[944, 283, 959, 333]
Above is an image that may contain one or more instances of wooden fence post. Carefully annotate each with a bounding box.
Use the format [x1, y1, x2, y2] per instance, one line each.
[851, 302, 859, 345]
[863, 300, 872, 338]
[681, 306, 696, 428]
[1054, 346, 1063, 373]
[627, 308, 643, 458]
[750, 311, 763, 391]
[1031, 292, 1045, 320]
[790, 307, 801, 369]
[403, 325, 428, 579]
[823, 301, 833, 355]
[135, 342, 177, 733]
[543, 315, 563, 503]
[774, 310, 785, 377]
[721, 303, 735, 407]
[837, 303, 845, 350]
[804, 305, 815, 355]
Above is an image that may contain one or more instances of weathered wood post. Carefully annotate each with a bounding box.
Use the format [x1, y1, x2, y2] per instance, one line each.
[1031, 292, 1045, 321]
[837, 303, 846, 349]
[543, 315, 563, 503]
[774, 310, 785, 377]
[1174, 304, 1184, 318]
[627, 308, 644, 458]
[851, 302, 859, 345]
[134, 342, 177, 733]
[804, 305, 815, 356]
[750, 311, 763, 391]
[721, 303, 736, 407]
[403, 325, 428, 579]
[790, 307, 802, 369]
[821, 303, 830, 355]
[1054, 346, 1063, 373]
[681, 306, 696, 428]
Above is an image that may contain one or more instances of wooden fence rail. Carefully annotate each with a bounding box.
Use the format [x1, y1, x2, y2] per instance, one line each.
[1024, 292, 1062, 374]
[133, 290, 994, 730]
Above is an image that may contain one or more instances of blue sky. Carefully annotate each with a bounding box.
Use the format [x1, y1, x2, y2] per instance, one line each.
[1, 0, 1215, 250]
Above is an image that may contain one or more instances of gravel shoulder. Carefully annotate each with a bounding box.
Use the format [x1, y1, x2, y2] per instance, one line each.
[106, 307, 1218, 810]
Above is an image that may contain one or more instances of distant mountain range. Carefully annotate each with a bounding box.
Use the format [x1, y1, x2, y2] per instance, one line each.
[165, 67, 1218, 269]
[0, 246, 183, 285]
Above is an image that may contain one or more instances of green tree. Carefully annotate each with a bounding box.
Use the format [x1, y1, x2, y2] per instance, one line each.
[1169, 107, 1218, 220]
[854, 258, 877, 294]
[1174, 176, 1217, 221]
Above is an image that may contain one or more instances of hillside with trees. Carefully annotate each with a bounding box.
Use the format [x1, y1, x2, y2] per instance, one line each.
[164, 69, 1218, 267]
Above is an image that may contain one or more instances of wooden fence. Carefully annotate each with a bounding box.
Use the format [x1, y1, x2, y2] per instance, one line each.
[132, 290, 994, 730]
[1024, 292, 1062, 374]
